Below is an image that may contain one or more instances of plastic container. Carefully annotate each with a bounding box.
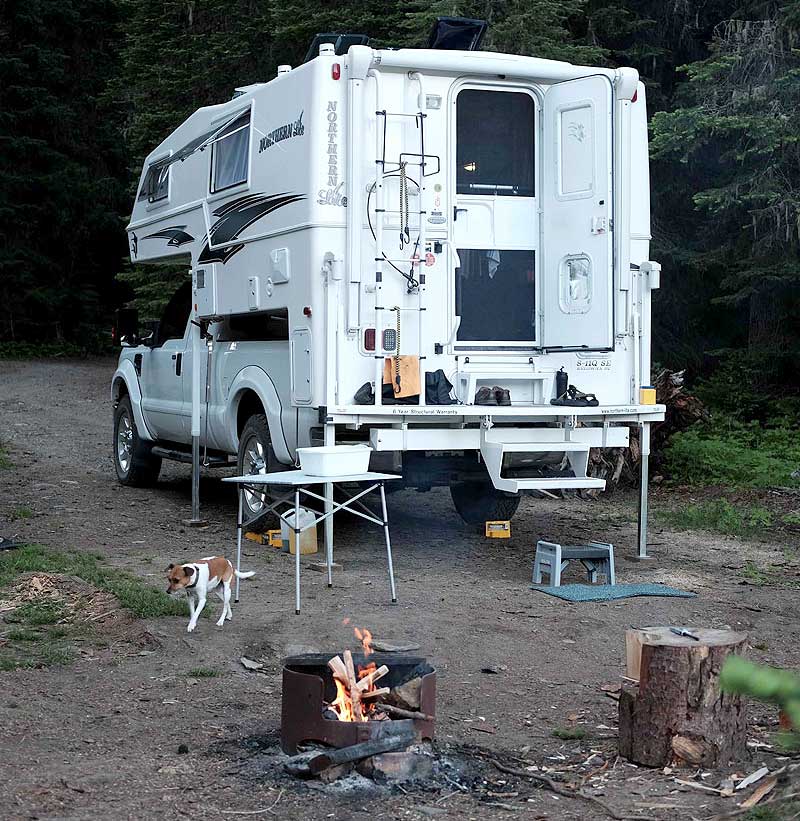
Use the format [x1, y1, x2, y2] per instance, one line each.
[297, 445, 371, 477]
[280, 507, 318, 555]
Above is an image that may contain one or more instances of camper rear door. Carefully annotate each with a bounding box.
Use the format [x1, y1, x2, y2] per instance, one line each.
[540, 75, 614, 351]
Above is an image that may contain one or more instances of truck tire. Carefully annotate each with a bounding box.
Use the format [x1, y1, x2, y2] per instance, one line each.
[113, 395, 161, 486]
[236, 413, 279, 524]
[449, 479, 521, 525]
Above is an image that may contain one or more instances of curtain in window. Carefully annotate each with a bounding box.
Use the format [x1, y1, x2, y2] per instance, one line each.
[213, 127, 249, 191]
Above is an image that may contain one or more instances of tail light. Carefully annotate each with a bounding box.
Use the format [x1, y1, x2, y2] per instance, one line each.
[363, 328, 376, 351]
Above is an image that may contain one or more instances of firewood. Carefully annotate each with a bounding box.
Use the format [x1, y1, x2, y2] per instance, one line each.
[374, 702, 434, 722]
[343, 650, 363, 721]
[618, 627, 748, 768]
[327, 655, 348, 683]
[356, 664, 388, 692]
[359, 687, 390, 701]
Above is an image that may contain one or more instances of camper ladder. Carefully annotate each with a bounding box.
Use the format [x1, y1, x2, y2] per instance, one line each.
[371, 80, 430, 407]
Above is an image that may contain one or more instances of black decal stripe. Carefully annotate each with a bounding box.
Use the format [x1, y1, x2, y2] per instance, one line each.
[142, 225, 194, 247]
[198, 191, 305, 265]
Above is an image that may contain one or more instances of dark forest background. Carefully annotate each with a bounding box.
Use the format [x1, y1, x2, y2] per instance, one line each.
[1, 0, 799, 422]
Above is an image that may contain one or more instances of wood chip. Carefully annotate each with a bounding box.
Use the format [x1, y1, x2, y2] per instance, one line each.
[240, 656, 264, 671]
[739, 775, 777, 809]
[736, 766, 769, 791]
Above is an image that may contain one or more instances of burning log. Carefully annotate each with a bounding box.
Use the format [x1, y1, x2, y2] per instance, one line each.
[360, 687, 390, 701]
[356, 664, 388, 692]
[343, 650, 363, 722]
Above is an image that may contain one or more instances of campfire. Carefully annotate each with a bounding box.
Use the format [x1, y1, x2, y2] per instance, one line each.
[326, 626, 426, 723]
[280, 627, 436, 780]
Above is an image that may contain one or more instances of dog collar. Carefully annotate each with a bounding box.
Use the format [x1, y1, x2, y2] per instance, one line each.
[185, 566, 198, 589]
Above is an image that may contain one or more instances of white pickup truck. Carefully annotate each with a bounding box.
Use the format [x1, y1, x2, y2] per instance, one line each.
[110, 282, 522, 526]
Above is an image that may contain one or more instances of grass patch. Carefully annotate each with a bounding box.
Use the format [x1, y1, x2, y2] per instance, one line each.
[656, 499, 774, 537]
[664, 419, 800, 489]
[0, 544, 188, 672]
[783, 512, 800, 526]
[0, 443, 11, 470]
[551, 727, 586, 740]
[10, 505, 33, 520]
[0, 544, 186, 619]
[188, 667, 221, 678]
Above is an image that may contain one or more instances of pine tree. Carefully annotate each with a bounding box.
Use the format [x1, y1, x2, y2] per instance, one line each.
[0, 0, 128, 345]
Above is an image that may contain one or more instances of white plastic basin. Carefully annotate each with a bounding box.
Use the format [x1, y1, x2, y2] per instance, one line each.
[297, 445, 371, 477]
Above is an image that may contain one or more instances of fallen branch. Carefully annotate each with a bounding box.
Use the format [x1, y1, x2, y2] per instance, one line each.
[491, 760, 655, 821]
[219, 788, 284, 815]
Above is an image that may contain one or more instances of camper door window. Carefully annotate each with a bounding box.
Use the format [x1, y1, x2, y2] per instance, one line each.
[456, 90, 534, 196]
[210, 110, 251, 193]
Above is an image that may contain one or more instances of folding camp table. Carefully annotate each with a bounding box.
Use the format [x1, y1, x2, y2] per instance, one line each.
[222, 470, 400, 614]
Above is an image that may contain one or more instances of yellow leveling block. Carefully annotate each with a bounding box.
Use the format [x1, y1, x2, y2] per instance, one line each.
[245, 530, 283, 548]
[485, 520, 511, 539]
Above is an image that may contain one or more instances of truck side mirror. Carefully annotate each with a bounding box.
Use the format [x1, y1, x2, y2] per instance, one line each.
[115, 308, 139, 346]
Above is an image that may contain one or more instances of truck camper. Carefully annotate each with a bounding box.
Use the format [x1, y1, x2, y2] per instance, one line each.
[112, 20, 664, 546]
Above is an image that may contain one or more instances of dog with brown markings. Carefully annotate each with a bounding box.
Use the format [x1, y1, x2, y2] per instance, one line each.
[166, 556, 254, 632]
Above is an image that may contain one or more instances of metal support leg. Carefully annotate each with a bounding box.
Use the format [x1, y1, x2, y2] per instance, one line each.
[636, 422, 653, 560]
[378, 482, 397, 603]
[294, 488, 301, 614]
[324, 420, 335, 588]
[235, 488, 243, 602]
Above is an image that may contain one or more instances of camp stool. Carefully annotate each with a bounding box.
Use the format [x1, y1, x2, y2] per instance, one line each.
[532, 540, 615, 587]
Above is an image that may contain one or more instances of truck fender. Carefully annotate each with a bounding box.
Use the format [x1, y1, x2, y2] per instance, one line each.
[227, 366, 292, 465]
[110, 362, 155, 442]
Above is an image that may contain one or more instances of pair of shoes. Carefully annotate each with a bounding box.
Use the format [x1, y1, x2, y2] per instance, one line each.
[550, 385, 599, 407]
[475, 386, 512, 406]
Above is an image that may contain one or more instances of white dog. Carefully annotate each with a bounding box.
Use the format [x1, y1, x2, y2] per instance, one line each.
[166, 556, 254, 632]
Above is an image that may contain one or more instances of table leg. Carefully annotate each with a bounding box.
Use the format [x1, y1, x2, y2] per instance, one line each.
[235, 487, 243, 602]
[379, 482, 397, 603]
[294, 488, 301, 615]
[325, 481, 334, 588]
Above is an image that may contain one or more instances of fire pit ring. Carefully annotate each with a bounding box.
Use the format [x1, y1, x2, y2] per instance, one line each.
[281, 653, 436, 754]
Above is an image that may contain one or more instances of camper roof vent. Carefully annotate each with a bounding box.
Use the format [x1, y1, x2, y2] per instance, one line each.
[303, 33, 369, 63]
[428, 17, 488, 51]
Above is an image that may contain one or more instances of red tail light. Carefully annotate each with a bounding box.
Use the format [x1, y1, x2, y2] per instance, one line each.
[332, 63, 341, 80]
[364, 328, 376, 351]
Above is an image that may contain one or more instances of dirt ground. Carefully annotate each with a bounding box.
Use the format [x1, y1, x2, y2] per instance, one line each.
[1, 358, 798, 820]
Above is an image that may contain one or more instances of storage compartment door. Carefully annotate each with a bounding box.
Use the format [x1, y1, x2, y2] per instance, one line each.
[541, 75, 613, 350]
[290, 328, 312, 405]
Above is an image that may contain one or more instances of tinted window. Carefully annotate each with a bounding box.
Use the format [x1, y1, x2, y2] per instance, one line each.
[218, 309, 289, 342]
[157, 281, 192, 344]
[138, 160, 169, 202]
[456, 90, 534, 197]
[211, 110, 251, 192]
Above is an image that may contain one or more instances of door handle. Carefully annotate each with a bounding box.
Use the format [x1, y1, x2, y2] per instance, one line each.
[174, 353, 182, 376]
[454, 206, 468, 222]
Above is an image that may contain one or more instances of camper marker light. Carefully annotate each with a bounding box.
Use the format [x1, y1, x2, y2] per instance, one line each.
[303, 306, 312, 317]
[631, 89, 638, 103]
[425, 94, 442, 110]
[331, 63, 341, 80]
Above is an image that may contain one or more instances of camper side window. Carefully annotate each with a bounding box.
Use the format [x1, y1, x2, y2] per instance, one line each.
[456, 90, 534, 197]
[210, 110, 251, 193]
[138, 161, 170, 202]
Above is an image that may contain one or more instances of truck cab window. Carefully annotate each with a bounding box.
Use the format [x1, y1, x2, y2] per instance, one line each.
[456, 90, 534, 196]
[156, 281, 192, 345]
[211, 110, 251, 193]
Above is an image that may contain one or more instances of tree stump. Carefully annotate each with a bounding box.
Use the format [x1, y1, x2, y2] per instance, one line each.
[618, 627, 748, 768]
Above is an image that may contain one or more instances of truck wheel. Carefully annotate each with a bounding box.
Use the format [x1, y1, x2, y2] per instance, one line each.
[113, 395, 161, 486]
[237, 413, 279, 523]
[449, 479, 521, 525]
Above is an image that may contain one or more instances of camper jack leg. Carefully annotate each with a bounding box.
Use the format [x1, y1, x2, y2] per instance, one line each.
[324, 423, 335, 587]
[183, 316, 207, 527]
[636, 421, 653, 560]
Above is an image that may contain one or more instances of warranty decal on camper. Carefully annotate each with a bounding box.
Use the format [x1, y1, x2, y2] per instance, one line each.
[141, 226, 195, 248]
[258, 112, 304, 153]
[198, 192, 305, 264]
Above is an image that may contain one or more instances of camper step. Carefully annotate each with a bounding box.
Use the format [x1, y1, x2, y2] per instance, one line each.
[515, 477, 606, 491]
[151, 446, 233, 467]
[486, 441, 590, 454]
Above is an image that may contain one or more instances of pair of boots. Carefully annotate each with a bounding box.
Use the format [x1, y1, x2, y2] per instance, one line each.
[475, 385, 511, 406]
